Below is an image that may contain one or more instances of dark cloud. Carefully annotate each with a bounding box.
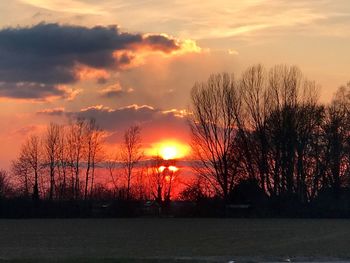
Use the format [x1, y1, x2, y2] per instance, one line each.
[76, 105, 189, 143]
[100, 89, 125, 98]
[0, 82, 67, 99]
[143, 35, 179, 53]
[74, 105, 160, 130]
[98, 83, 133, 98]
[37, 104, 189, 143]
[97, 77, 108, 85]
[0, 23, 181, 99]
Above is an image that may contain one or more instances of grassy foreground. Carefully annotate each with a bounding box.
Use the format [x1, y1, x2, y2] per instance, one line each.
[0, 218, 350, 262]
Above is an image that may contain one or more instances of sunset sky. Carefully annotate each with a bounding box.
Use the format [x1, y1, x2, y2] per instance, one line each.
[0, 0, 349, 168]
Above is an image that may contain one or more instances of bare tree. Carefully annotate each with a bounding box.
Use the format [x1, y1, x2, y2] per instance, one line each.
[20, 135, 42, 200]
[12, 154, 32, 197]
[163, 165, 180, 203]
[189, 73, 242, 202]
[237, 64, 323, 202]
[239, 64, 271, 193]
[120, 125, 143, 200]
[133, 168, 149, 200]
[44, 123, 60, 200]
[148, 156, 166, 203]
[67, 118, 86, 199]
[147, 157, 180, 204]
[82, 119, 104, 199]
[57, 125, 68, 199]
[84, 119, 94, 200]
[321, 84, 350, 198]
[106, 154, 119, 193]
[0, 170, 12, 198]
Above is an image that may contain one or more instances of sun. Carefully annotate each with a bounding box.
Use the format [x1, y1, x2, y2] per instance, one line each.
[160, 146, 178, 160]
[146, 140, 190, 160]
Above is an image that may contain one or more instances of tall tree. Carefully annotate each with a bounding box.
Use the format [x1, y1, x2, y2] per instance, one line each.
[322, 84, 350, 197]
[240, 64, 271, 193]
[84, 119, 104, 199]
[189, 73, 242, 201]
[57, 125, 68, 199]
[21, 135, 42, 200]
[238, 64, 322, 202]
[67, 118, 86, 199]
[148, 156, 166, 203]
[120, 125, 143, 200]
[0, 170, 12, 199]
[12, 154, 32, 197]
[44, 123, 60, 200]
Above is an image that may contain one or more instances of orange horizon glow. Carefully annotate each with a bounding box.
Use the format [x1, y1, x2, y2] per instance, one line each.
[157, 165, 179, 174]
[168, 165, 179, 172]
[146, 140, 190, 160]
[158, 166, 166, 173]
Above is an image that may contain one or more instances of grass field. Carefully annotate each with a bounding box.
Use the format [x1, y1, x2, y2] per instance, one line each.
[1, 218, 350, 262]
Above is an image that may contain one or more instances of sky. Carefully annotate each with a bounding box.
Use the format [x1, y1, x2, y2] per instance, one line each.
[0, 0, 349, 168]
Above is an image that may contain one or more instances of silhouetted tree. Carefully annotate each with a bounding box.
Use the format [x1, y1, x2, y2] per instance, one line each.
[57, 124, 69, 199]
[12, 153, 32, 197]
[67, 118, 87, 199]
[189, 73, 242, 202]
[322, 84, 350, 198]
[239, 65, 271, 193]
[21, 135, 42, 200]
[6, 64, 350, 218]
[148, 156, 165, 203]
[44, 123, 60, 200]
[0, 170, 12, 198]
[120, 125, 143, 200]
[237, 65, 323, 203]
[84, 119, 104, 199]
[180, 177, 207, 202]
[106, 154, 119, 194]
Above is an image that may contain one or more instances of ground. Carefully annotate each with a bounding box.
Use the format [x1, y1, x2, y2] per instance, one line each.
[0, 218, 350, 262]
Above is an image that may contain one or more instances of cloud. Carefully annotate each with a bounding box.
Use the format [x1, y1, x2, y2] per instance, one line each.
[37, 104, 190, 143]
[74, 104, 159, 131]
[0, 82, 67, 100]
[20, 0, 106, 15]
[77, 104, 190, 144]
[141, 34, 180, 53]
[37, 107, 65, 116]
[98, 83, 133, 98]
[0, 23, 196, 100]
[84, 0, 339, 41]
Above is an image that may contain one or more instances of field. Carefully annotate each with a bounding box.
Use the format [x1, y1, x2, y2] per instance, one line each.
[1, 219, 350, 262]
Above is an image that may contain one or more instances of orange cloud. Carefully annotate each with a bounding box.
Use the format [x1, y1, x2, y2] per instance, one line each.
[124, 35, 202, 68]
[37, 107, 65, 115]
[162, 109, 189, 118]
[74, 64, 110, 81]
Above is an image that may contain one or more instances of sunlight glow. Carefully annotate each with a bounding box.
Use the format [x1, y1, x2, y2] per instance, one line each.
[146, 140, 190, 160]
[158, 166, 166, 173]
[160, 146, 178, 160]
[168, 166, 179, 172]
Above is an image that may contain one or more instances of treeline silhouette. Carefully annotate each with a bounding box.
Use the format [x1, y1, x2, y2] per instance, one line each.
[188, 64, 350, 217]
[1, 64, 350, 218]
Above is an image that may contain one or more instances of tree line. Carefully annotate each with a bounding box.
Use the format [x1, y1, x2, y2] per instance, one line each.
[189, 64, 350, 210]
[11, 119, 104, 201]
[1, 63, 350, 217]
[4, 119, 181, 207]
